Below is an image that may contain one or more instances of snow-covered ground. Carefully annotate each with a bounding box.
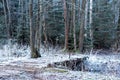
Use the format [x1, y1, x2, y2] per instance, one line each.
[0, 44, 120, 80]
[85, 54, 120, 78]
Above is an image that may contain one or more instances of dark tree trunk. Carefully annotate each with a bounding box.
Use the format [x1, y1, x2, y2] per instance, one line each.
[29, 0, 41, 58]
[63, 0, 69, 50]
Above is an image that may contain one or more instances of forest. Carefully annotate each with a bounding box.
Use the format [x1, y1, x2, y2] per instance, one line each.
[0, 0, 120, 80]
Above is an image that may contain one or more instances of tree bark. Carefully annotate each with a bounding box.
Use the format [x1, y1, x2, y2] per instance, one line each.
[6, 0, 11, 39]
[72, 0, 77, 51]
[43, 6, 48, 49]
[29, 0, 41, 58]
[35, 0, 42, 54]
[79, 0, 86, 52]
[89, 0, 93, 51]
[2, 0, 8, 38]
[84, 1, 88, 32]
[63, 0, 69, 50]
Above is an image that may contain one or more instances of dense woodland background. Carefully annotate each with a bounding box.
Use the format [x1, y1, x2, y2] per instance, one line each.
[0, 0, 120, 58]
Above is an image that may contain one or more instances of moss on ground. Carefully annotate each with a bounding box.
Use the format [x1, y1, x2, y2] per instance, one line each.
[44, 68, 68, 73]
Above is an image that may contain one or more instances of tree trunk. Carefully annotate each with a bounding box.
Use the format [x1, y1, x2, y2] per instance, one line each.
[6, 0, 11, 39]
[43, 6, 48, 49]
[113, 1, 120, 51]
[29, 0, 41, 58]
[89, 0, 93, 51]
[63, 0, 69, 50]
[2, 0, 8, 38]
[84, 1, 88, 33]
[72, 0, 77, 51]
[35, 0, 42, 54]
[21, 0, 26, 44]
[116, 6, 120, 52]
[79, 0, 86, 52]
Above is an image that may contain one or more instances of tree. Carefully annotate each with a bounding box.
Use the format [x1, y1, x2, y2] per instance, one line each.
[6, 0, 11, 39]
[35, 0, 42, 55]
[72, 0, 77, 51]
[43, 1, 48, 48]
[93, 0, 118, 49]
[89, 0, 93, 51]
[111, 0, 120, 51]
[116, 3, 120, 51]
[1, 0, 120, 53]
[79, 0, 86, 52]
[63, 0, 69, 50]
[2, 0, 7, 38]
[29, 0, 41, 58]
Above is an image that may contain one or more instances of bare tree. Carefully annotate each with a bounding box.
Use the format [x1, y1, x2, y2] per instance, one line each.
[79, 0, 86, 52]
[2, 0, 8, 37]
[6, 0, 11, 39]
[89, 0, 93, 51]
[43, 7, 48, 48]
[35, 0, 42, 55]
[84, 1, 88, 34]
[29, 0, 41, 58]
[72, 0, 77, 51]
[63, 0, 69, 50]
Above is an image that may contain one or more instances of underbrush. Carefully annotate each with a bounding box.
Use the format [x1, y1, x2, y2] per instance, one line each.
[0, 43, 62, 58]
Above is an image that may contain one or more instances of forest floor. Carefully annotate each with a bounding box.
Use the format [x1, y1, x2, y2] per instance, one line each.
[0, 49, 120, 80]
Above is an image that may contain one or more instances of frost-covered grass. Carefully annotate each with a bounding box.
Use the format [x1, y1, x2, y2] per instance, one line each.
[0, 43, 63, 58]
[0, 44, 120, 79]
[40, 68, 120, 80]
[0, 43, 30, 58]
[85, 53, 120, 78]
